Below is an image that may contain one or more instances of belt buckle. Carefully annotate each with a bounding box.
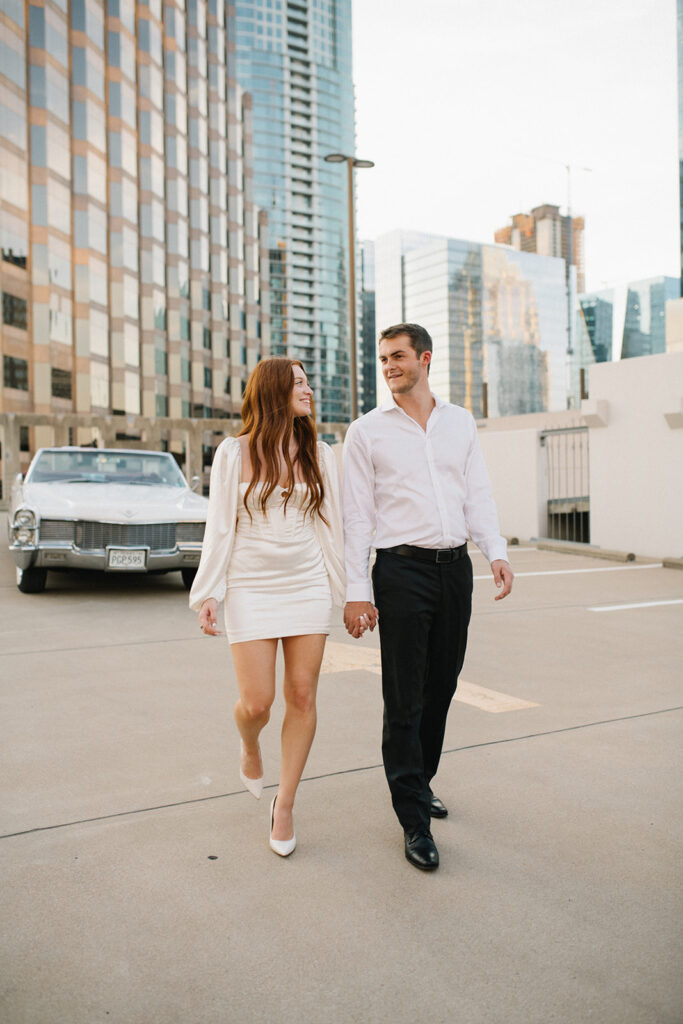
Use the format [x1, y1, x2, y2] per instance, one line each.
[435, 549, 451, 564]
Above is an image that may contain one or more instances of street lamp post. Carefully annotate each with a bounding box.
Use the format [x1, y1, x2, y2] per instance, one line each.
[324, 152, 374, 421]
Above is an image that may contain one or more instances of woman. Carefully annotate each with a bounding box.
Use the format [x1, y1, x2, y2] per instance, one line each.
[189, 357, 347, 857]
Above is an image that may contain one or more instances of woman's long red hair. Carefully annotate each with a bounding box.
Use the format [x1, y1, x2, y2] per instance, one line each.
[238, 357, 326, 522]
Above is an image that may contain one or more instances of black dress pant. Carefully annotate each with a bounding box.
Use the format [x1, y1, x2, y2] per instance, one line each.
[372, 549, 473, 833]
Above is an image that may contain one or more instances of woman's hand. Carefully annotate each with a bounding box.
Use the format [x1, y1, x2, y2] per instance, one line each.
[199, 598, 221, 636]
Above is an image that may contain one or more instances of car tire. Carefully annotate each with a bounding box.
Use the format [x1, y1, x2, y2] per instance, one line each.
[181, 567, 197, 590]
[17, 566, 48, 593]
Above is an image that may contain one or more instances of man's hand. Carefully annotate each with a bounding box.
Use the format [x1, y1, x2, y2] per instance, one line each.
[199, 598, 222, 635]
[491, 559, 513, 600]
[344, 601, 379, 639]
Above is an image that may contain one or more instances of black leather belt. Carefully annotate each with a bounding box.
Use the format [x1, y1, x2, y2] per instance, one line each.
[381, 543, 468, 564]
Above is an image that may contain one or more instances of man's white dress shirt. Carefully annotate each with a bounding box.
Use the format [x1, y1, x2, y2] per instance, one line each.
[343, 393, 508, 603]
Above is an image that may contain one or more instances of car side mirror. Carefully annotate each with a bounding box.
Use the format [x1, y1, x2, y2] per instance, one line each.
[14, 472, 24, 484]
[190, 475, 201, 492]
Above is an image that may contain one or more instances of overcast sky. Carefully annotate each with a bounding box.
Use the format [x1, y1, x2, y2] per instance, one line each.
[352, 0, 679, 292]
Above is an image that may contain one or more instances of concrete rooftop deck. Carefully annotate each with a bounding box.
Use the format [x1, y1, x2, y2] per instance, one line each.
[1, 523, 681, 1023]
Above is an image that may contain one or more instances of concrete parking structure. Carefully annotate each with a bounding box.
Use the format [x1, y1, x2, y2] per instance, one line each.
[1, 525, 681, 1023]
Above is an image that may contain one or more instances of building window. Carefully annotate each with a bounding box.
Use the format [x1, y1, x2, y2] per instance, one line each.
[203, 326, 211, 349]
[2, 293, 28, 330]
[51, 367, 72, 399]
[3, 355, 29, 391]
[154, 348, 167, 374]
[203, 366, 212, 389]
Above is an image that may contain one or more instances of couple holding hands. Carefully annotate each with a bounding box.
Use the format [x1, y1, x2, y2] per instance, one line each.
[190, 322, 513, 871]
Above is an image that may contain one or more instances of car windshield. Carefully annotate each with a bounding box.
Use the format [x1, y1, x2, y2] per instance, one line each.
[27, 450, 187, 488]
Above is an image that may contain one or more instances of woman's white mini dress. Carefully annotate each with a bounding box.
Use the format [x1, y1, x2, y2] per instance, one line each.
[189, 438, 346, 645]
[226, 483, 331, 642]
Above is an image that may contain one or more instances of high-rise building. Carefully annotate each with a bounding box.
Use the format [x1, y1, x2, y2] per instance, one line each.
[233, 0, 356, 422]
[578, 292, 614, 363]
[374, 230, 569, 418]
[495, 204, 585, 293]
[622, 277, 680, 359]
[0, 0, 268, 447]
[678, 0, 683, 295]
[576, 276, 680, 364]
[359, 239, 375, 414]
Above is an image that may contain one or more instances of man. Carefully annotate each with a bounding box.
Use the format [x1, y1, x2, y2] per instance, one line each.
[343, 323, 513, 872]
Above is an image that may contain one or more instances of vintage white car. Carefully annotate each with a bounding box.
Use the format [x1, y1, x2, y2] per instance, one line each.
[8, 447, 208, 593]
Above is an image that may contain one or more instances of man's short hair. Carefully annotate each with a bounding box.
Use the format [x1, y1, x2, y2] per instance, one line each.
[379, 323, 433, 358]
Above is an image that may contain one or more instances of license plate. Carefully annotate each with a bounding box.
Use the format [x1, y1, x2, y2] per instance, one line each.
[107, 548, 147, 570]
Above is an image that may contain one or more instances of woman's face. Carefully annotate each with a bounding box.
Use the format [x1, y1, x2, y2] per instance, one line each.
[290, 365, 313, 417]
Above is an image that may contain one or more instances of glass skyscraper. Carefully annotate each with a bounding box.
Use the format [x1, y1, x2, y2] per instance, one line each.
[622, 277, 680, 359]
[375, 231, 569, 419]
[578, 292, 614, 363]
[359, 239, 375, 414]
[233, 0, 355, 422]
[678, 0, 683, 295]
[0, 0, 268, 456]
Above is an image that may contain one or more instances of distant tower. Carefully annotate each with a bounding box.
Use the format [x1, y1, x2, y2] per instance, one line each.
[495, 204, 585, 293]
[359, 241, 376, 413]
[678, 0, 683, 295]
[233, 0, 357, 422]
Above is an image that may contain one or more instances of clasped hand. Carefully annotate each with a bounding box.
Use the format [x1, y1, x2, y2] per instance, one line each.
[343, 601, 379, 639]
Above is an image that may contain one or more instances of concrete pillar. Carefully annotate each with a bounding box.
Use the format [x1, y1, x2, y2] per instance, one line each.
[0, 415, 22, 509]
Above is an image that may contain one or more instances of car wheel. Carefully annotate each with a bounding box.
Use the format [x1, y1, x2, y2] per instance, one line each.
[16, 566, 48, 593]
[181, 567, 197, 590]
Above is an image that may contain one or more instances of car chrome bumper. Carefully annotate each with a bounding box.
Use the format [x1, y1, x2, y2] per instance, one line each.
[9, 542, 203, 572]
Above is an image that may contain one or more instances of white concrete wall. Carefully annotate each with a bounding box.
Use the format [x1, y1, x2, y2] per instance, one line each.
[477, 428, 543, 541]
[477, 352, 683, 558]
[586, 353, 683, 559]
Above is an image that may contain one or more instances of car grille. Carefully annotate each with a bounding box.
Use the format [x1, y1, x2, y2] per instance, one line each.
[39, 519, 179, 550]
[76, 521, 177, 550]
[39, 520, 76, 541]
[175, 522, 205, 543]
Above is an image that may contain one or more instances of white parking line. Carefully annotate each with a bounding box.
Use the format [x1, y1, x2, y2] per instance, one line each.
[320, 642, 539, 713]
[473, 563, 662, 580]
[588, 598, 683, 613]
[455, 681, 539, 713]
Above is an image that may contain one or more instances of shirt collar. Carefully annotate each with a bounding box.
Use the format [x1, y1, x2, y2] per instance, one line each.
[379, 391, 445, 412]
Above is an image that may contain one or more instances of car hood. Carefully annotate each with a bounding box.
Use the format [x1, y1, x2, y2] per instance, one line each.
[21, 482, 209, 523]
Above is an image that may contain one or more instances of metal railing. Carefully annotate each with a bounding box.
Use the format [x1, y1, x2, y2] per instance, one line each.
[540, 426, 590, 543]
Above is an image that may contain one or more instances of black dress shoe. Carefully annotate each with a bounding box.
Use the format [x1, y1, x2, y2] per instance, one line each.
[430, 795, 448, 818]
[404, 829, 439, 871]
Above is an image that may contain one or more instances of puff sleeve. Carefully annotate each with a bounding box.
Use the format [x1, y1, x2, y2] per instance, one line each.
[313, 441, 346, 607]
[188, 437, 241, 612]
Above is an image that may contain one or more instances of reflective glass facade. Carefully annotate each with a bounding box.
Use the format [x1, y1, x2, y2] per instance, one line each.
[234, 0, 355, 421]
[578, 292, 614, 363]
[577, 276, 680, 368]
[678, 0, 683, 295]
[0, 0, 269, 441]
[621, 277, 679, 359]
[376, 232, 569, 418]
[359, 240, 375, 414]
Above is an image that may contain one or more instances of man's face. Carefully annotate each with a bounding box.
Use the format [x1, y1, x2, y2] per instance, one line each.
[378, 335, 430, 395]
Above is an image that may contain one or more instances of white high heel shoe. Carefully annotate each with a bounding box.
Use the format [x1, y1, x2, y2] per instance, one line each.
[239, 741, 263, 800]
[269, 795, 296, 857]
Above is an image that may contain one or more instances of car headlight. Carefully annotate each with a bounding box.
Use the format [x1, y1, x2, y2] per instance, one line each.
[14, 528, 33, 545]
[14, 509, 36, 528]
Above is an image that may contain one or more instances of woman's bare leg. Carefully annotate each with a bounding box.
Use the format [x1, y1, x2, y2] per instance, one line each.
[230, 638, 278, 780]
[272, 633, 326, 841]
